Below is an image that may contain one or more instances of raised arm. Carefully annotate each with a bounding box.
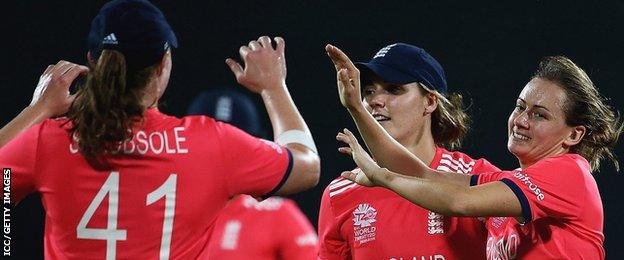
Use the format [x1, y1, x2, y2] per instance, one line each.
[226, 36, 320, 195]
[0, 61, 87, 148]
[338, 128, 522, 218]
[326, 44, 468, 183]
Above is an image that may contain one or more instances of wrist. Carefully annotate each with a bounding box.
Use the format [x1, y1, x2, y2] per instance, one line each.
[347, 103, 367, 117]
[374, 168, 394, 188]
[260, 82, 289, 98]
[27, 103, 52, 119]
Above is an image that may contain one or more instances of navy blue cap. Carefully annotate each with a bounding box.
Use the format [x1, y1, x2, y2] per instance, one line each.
[187, 89, 265, 138]
[87, 0, 178, 72]
[356, 43, 447, 95]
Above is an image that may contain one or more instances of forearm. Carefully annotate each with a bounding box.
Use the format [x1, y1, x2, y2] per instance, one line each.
[348, 105, 431, 177]
[0, 105, 48, 148]
[261, 85, 320, 194]
[261, 85, 311, 137]
[373, 168, 471, 216]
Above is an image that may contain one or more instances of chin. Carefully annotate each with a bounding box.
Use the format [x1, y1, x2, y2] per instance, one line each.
[507, 142, 524, 158]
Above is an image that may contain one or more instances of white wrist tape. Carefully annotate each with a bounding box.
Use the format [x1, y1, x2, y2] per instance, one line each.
[276, 130, 318, 154]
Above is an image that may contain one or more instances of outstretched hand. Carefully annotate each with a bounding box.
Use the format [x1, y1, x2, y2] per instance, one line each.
[325, 44, 364, 111]
[336, 128, 382, 187]
[31, 60, 89, 117]
[226, 36, 287, 94]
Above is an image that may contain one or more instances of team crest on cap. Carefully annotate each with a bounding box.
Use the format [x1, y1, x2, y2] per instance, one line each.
[352, 203, 378, 245]
[373, 43, 397, 59]
[102, 33, 118, 45]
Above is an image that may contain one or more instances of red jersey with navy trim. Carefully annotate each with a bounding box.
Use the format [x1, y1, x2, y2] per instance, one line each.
[205, 195, 317, 259]
[318, 147, 500, 260]
[471, 154, 604, 259]
[0, 108, 293, 259]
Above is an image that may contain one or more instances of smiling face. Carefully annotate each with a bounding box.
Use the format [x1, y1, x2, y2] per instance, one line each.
[507, 77, 585, 167]
[362, 79, 435, 146]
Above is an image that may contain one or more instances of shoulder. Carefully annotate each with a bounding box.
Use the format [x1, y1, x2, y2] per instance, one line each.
[436, 148, 475, 174]
[527, 153, 591, 178]
[31, 117, 72, 141]
[178, 114, 218, 129]
[436, 148, 500, 174]
[323, 173, 360, 200]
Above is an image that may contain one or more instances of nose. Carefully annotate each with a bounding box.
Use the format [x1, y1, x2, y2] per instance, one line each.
[513, 110, 530, 129]
[365, 92, 386, 109]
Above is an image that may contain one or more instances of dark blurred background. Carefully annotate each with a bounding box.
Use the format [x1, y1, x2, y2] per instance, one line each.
[3, 0, 623, 258]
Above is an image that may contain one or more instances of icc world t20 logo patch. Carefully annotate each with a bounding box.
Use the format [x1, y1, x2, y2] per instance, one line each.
[352, 203, 378, 245]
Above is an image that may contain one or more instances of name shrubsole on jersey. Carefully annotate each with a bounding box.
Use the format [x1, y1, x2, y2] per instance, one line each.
[69, 127, 189, 155]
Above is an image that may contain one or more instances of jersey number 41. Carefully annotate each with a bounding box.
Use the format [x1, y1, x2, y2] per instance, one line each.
[76, 171, 177, 260]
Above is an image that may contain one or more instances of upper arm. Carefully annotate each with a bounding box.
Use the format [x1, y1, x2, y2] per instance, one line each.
[0, 123, 41, 204]
[460, 180, 523, 219]
[317, 188, 350, 260]
[217, 122, 294, 198]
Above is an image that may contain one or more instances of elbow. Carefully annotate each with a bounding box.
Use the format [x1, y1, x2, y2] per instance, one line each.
[301, 150, 321, 189]
[288, 145, 321, 192]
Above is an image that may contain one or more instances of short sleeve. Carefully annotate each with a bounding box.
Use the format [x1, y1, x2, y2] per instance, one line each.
[0, 123, 42, 204]
[216, 122, 293, 198]
[471, 155, 588, 223]
[277, 200, 317, 260]
[472, 158, 501, 174]
[318, 187, 351, 260]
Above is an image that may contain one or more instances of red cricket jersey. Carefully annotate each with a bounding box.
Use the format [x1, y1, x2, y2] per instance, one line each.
[205, 195, 317, 259]
[318, 147, 500, 260]
[471, 153, 604, 259]
[0, 108, 293, 259]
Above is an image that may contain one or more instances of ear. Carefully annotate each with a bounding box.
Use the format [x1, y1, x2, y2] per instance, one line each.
[563, 125, 586, 147]
[155, 51, 172, 76]
[86, 52, 96, 67]
[423, 91, 439, 115]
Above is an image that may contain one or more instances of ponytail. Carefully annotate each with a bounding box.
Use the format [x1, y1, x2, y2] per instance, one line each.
[68, 50, 158, 159]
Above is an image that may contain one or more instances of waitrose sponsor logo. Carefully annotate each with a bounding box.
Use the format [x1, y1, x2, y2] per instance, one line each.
[512, 172, 545, 201]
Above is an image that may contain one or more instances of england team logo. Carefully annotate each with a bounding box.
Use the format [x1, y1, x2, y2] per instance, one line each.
[352, 203, 378, 245]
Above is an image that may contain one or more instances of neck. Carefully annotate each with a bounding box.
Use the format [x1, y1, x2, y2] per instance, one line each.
[400, 128, 438, 167]
[517, 146, 569, 170]
[142, 80, 160, 109]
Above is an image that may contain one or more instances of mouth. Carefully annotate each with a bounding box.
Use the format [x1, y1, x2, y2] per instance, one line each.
[511, 131, 531, 141]
[372, 113, 391, 122]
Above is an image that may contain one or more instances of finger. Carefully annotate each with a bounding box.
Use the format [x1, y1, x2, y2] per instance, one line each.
[78, 65, 90, 75]
[239, 46, 251, 59]
[225, 58, 244, 79]
[326, 44, 356, 71]
[42, 65, 54, 76]
[338, 69, 354, 89]
[248, 40, 262, 51]
[325, 45, 343, 70]
[343, 128, 359, 143]
[67, 93, 77, 105]
[340, 171, 357, 181]
[274, 37, 285, 55]
[338, 147, 353, 154]
[336, 132, 351, 143]
[61, 65, 89, 87]
[53, 61, 73, 76]
[258, 36, 272, 49]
